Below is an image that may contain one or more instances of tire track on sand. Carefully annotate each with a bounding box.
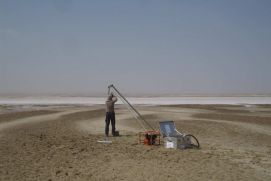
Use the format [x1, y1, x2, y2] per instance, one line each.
[0, 108, 91, 132]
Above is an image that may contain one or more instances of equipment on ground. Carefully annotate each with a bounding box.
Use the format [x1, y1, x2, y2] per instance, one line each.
[113, 131, 120, 136]
[97, 137, 112, 144]
[107, 84, 200, 149]
[159, 121, 200, 149]
[108, 84, 160, 145]
[138, 130, 160, 146]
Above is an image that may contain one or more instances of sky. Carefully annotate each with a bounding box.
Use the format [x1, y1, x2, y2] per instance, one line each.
[0, 0, 271, 96]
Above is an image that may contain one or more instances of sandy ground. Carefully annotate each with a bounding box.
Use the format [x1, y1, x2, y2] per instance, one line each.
[0, 104, 271, 181]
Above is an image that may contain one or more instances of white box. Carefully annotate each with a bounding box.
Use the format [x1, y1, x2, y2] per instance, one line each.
[164, 136, 190, 149]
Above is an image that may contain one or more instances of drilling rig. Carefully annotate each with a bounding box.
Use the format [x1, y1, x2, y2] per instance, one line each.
[108, 84, 160, 145]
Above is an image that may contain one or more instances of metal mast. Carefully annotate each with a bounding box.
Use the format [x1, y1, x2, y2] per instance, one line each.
[108, 84, 155, 131]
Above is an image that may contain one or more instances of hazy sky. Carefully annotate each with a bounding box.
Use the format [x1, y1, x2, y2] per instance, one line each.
[1, 0, 271, 96]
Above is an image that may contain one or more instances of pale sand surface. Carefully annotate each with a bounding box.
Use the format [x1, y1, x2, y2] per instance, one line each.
[0, 104, 271, 180]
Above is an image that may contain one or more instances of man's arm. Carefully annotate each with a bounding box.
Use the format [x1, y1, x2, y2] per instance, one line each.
[112, 96, 118, 103]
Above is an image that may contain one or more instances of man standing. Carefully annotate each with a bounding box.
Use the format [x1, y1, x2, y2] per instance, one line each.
[105, 93, 118, 137]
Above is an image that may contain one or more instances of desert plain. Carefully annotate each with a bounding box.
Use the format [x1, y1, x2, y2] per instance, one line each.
[0, 104, 271, 181]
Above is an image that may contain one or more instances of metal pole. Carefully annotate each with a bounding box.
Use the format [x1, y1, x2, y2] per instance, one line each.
[108, 84, 155, 131]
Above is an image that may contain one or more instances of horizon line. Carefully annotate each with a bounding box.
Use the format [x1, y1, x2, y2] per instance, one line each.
[1, 93, 271, 98]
